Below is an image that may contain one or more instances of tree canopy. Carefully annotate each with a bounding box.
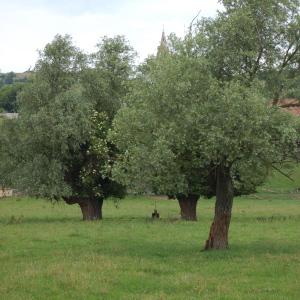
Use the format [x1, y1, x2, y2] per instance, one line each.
[199, 0, 300, 100]
[111, 0, 300, 246]
[1, 34, 135, 220]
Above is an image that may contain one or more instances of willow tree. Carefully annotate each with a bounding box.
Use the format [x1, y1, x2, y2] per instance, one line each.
[1, 34, 134, 220]
[194, 0, 300, 248]
[197, 82, 298, 249]
[109, 42, 215, 220]
[201, 0, 300, 100]
[111, 28, 299, 249]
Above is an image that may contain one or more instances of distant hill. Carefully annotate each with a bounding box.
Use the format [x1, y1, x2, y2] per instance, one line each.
[0, 71, 32, 87]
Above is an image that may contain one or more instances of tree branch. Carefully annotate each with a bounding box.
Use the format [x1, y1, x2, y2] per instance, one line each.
[280, 41, 300, 73]
[272, 165, 294, 182]
[188, 10, 201, 32]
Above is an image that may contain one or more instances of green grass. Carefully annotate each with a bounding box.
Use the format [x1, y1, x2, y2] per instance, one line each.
[261, 164, 300, 193]
[1, 194, 300, 300]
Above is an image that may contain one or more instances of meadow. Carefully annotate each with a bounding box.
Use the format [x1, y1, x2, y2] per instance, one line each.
[1, 182, 300, 300]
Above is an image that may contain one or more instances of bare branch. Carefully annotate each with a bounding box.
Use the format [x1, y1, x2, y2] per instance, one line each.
[188, 10, 201, 33]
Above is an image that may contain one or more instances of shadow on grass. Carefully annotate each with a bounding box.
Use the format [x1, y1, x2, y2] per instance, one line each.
[2, 212, 300, 226]
[103, 216, 185, 223]
[1, 215, 191, 225]
[1, 216, 82, 225]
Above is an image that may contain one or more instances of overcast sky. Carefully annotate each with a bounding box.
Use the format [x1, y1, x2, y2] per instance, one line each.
[0, 0, 222, 73]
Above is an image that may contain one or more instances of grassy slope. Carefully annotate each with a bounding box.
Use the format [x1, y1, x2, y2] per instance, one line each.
[0, 194, 300, 300]
[261, 164, 300, 193]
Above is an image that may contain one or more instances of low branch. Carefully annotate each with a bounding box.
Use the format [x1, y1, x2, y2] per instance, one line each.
[272, 165, 294, 182]
[280, 41, 300, 73]
[63, 196, 83, 205]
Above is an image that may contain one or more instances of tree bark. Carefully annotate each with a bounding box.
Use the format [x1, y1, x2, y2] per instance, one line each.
[177, 194, 199, 221]
[204, 166, 234, 250]
[63, 196, 103, 221]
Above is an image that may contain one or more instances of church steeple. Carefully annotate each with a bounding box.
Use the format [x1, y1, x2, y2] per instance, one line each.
[157, 28, 168, 56]
[160, 28, 167, 46]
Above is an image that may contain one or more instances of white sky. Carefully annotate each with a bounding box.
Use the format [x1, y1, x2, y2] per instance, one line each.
[0, 0, 221, 72]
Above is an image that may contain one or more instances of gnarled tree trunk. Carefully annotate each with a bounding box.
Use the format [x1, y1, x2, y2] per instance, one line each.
[205, 166, 233, 250]
[63, 196, 103, 221]
[177, 194, 199, 221]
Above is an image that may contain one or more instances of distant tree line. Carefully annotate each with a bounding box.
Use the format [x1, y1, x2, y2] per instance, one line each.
[0, 71, 31, 112]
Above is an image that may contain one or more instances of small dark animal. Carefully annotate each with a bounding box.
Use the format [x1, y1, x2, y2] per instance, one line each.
[152, 209, 160, 219]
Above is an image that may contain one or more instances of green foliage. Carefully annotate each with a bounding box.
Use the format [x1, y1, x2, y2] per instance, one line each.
[198, 0, 300, 99]
[1, 34, 134, 202]
[0, 71, 15, 86]
[111, 32, 299, 199]
[0, 118, 20, 189]
[8, 35, 90, 199]
[82, 35, 136, 121]
[0, 82, 25, 112]
[16, 85, 91, 198]
[78, 35, 135, 199]
[0, 72, 31, 112]
[111, 47, 213, 196]
[110, 1, 300, 205]
[193, 82, 299, 166]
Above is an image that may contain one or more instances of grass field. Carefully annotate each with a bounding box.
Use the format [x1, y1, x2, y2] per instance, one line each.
[1, 191, 300, 300]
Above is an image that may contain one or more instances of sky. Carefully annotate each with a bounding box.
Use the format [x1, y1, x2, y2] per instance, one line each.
[0, 0, 221, 73]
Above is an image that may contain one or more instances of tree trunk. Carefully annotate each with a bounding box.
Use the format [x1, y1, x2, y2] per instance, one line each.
[204, 166, 234, 250]
[177, 194, 199, 221]
[63, 196, 103, 221]
[79, 198, 103, 221]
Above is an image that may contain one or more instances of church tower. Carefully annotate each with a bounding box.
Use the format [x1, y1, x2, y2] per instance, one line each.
[157, 29, 168, 56]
